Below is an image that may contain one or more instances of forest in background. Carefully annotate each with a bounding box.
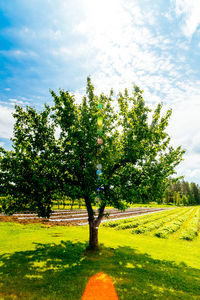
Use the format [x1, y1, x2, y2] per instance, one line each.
[163, 180, 200, 206]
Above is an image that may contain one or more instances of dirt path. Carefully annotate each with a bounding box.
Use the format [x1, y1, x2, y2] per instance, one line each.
[0, 207, 168, 226]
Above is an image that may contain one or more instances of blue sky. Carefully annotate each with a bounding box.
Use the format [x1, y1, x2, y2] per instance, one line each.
[0, 0, 200, 183]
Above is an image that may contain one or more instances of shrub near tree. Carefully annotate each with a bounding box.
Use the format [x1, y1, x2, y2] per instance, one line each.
[0, 78, 185, 249]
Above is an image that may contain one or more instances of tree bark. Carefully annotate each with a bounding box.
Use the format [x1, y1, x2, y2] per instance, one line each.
[88, 203, 106, 250]
[70, 198, 75, 210]
[89, 221, 99, 250]
[85, 195, 106, 250]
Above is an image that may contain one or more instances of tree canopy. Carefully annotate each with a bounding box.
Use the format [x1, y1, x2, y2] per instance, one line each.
[0, 78, 185, 249]
[0, 105, 60, 217]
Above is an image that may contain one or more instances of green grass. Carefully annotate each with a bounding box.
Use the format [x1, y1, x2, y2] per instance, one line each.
[104, 207, 200, 242]
[0, 220, 200, 299]
[103, 207, 178, 229]
[179, 207, 200, 241]
[153, 208, 194, 238]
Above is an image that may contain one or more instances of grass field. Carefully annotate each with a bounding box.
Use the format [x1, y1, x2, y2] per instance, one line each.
[103, 207, 200, 241]
[0, 207, 200, 299]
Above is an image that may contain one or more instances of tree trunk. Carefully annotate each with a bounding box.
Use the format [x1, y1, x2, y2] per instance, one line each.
[85, 195, 106, 250]
[70, 198, 75, 210]
[89, 221, 99, 250]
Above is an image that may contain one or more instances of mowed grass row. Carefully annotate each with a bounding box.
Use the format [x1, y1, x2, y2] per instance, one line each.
[103, 207, 186, 232]
[132, 207, 192, 235]
[102, 207, 179, 229]
[179, 207, 200, 241]
[103, 207, 200, 241]
[154, 208, 194, 238]
[116, 209, 179, 230]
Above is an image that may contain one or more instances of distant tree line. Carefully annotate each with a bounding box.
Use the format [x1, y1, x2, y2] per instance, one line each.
[163, 180, 200, 206]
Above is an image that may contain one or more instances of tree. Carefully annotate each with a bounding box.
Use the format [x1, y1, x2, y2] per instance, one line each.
[190, 182, 200, 205]
[50, 78, 185, 249]
[0, 78, 185, 249]
[0, 105, 60, 217]
[181, 180, 190, 196]
[163, 189, 170, 204]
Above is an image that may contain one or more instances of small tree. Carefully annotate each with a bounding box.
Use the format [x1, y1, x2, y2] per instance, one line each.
[51, 78, 185, 249]
[0, 78, 185, 249]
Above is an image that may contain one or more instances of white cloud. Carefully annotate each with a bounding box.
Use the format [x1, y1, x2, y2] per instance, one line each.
[7, 98, 30, 106]
[165, 83, 200, 182]
[8, 98, 24, 105]
[176, 152, 200, 182]
[0, 105, 14, 139]
[0, 49, 38, 59]
[72, 1, 161, 94]
[173, 0, 200, 37]
[70, 0, 192, 104]
[9, 98, 18, 102]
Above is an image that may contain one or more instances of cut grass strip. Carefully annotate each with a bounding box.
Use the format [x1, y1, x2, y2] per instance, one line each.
[132, 208, 189, 235]
[179, 208, 200, 241]
[102, 208, 177, 228]
[116, 208, 180, 230]
[154, 208, 194, 239]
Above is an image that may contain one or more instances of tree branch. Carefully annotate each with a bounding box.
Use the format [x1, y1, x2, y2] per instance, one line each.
[85, 195, 94, 223]
[96, 202, 106, 226]
[109, 158, 131, 178]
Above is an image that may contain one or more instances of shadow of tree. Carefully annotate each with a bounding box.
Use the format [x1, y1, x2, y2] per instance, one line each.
[0, 241, 200, 299]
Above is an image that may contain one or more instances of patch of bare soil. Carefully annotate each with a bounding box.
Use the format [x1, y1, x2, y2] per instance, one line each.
[0, 208, 166, 226]
[0, 215, 78, 226]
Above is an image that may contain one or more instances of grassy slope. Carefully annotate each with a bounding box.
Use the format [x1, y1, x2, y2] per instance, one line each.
[0, 219, 200, 300]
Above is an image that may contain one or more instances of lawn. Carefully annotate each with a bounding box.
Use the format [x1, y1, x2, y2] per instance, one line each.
[0, 209, 200, 300]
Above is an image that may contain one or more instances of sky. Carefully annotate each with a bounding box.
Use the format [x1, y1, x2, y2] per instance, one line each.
[0, 0, 200, 184]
